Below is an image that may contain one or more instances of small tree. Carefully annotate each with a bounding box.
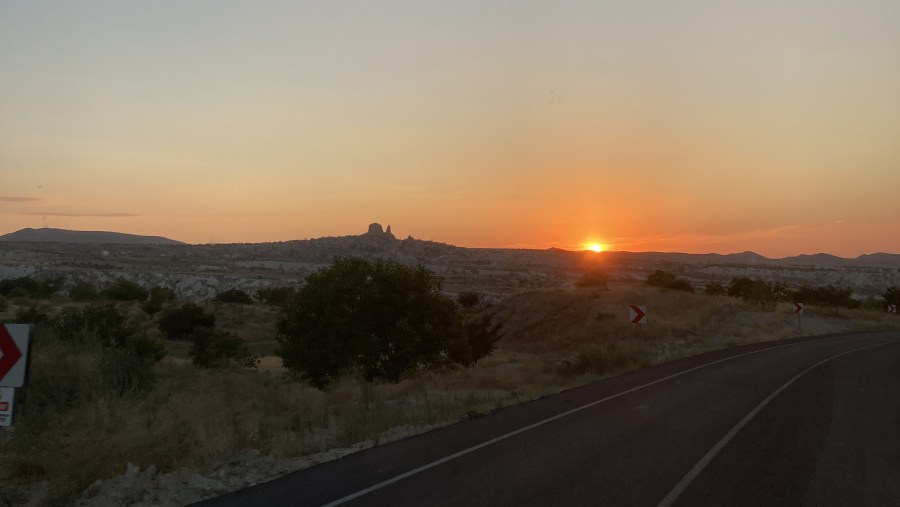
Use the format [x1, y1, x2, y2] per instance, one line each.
[158, 302, 216, 340]
[277, 258, 500, 388]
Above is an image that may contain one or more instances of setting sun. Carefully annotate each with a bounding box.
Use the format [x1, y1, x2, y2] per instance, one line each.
[588, 243, 603, 253]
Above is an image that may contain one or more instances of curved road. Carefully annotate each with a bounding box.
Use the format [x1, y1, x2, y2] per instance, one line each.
[195, 331, 900, 506]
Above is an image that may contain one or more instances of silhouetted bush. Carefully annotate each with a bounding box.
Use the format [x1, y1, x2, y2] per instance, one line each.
[158, 302, 216, 340]
[256, 286, 296, 306]
[189, 327, 257, 368]
[277, 258, 501, 388]
[101, 278, 149, 302]
[792, 285, 859, 309]
[456, 291, 481, 308]
[704, 281, 727, 296]
[0, 276, 62, 299]
[213, 288, 253, 304]
[646, 270, 694, 292]
[576, 270, 609, 289]
[727, 277, 788, 310]
[141, 286, 177, 315]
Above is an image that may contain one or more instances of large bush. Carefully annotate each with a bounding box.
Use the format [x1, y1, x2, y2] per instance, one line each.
[157, 302, 216, 339]
[0, 276, 62, 299]
[277, 258, 501, 388]
[645, 270, 694, 293]
[189, 327, 256, 368]
[792, 284, 859, 309]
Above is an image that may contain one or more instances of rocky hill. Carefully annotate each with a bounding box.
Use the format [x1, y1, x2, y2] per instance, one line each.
[0, 227, 185, 245]
[0, 223, 898, 300]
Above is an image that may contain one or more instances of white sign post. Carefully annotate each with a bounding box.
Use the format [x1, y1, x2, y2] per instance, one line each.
[0, 387, 14, 427]
[629, 305, 647, 325]
[0, 324, 30, 388]
[793, 303, 804, 334]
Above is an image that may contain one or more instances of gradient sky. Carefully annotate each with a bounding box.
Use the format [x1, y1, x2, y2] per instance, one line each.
[2, 1, 899, 257]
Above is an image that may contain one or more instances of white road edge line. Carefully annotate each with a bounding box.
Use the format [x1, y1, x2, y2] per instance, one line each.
[322, 335, 852, 507]
[656, 339, 898, 507]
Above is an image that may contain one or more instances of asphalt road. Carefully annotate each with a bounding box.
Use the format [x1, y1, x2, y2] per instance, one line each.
[195, 331, 900, 507]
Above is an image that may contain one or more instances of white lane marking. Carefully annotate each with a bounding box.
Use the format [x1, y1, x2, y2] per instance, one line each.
[656, 339, 899, 507]
[322, 335, 855, 506]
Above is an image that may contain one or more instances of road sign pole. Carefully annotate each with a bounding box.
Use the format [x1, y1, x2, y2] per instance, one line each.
[798, 313, 802, 335]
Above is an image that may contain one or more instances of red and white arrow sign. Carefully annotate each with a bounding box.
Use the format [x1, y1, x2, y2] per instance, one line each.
[0, 324, 30, 388]
[629, 305, 647, 325]
[793, 303, 804, 314]
[889, 304, 897, 314]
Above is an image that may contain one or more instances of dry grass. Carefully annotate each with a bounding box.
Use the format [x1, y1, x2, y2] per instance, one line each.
[2, 284, 899, 504]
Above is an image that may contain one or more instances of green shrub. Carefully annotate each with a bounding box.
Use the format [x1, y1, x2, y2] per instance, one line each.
[141, 286, 177, 315]
[157, 302, 215, 339]
[0, 276, 62, 299]
[277, 258, 501, 388]
[101, 278, 149, 302]
[189, 327, 257, 368]
[213, 288, 254, 304]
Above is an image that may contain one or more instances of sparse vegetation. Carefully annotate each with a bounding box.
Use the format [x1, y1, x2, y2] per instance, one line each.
[1, 279, 899, 504]
[645, 270, 694, 292]
[0, 276, 62, 299]
[704, 281, 727, 296]
[141, 285, 177, 315]
[69, 280, 101, 302]
[576, 270, 609, 289]
[101, 278, 149, 302]
[277, 258, 500, 388]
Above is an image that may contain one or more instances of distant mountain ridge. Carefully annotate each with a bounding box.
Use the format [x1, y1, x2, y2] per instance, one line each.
[2, 225, 898, 268]
[0, 228, 185, 245]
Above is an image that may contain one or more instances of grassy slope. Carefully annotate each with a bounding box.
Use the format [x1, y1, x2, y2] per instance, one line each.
[1, 284, 898, 504]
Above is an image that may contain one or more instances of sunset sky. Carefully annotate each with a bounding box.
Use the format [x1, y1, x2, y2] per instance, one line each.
[2, 1, 899, 257]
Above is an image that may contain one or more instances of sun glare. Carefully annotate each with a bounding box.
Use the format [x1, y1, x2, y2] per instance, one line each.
[588, 243, 603, 253]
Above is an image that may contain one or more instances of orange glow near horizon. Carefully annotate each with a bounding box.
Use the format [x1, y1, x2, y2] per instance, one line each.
[2, 3, 899, 258]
